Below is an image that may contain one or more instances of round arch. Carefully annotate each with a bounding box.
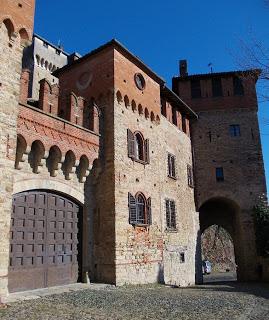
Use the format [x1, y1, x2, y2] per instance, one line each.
[13, 178, 85, 205]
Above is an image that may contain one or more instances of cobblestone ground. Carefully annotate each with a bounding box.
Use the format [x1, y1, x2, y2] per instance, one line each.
[0, 282, 268, 320]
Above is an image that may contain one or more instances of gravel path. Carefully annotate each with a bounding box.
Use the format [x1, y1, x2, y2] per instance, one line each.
[0, 282, 268, 320]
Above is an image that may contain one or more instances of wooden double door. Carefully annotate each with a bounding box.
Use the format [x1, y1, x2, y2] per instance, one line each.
[9, 191, 81, 293]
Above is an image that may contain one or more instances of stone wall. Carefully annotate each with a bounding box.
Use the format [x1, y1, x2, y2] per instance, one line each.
[112, 50, 198, 286]
[0, 20, 29, 296]
[113, 96, 198, 286]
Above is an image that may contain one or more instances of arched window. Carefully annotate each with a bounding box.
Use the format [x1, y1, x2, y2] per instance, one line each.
[128, 192, 151, 226]
[135, 132, 144, 161]
[127, 129, 149, 164]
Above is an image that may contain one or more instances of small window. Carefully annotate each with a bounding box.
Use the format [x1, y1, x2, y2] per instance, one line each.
[168, 154, 176, 179]
[128, 192, 151, 226]
[56, 49, 61, 55]
[127, 129, 149, 164]
[233, 76, 244, 96]
[212, 78, 223, 97]
[180, 253, 185, 263]
[216, 167, 224, 182]
[165, 199, 176, 230]
[187, 165, 194, 188]
[43, 42, 48, 48]
[191, 79, 201, 99]
[229, 124, 240, 137]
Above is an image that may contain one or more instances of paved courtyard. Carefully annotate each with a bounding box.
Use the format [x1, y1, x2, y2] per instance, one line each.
[0, 281, 268, 320]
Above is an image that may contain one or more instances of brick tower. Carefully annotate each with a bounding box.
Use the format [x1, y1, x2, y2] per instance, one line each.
[0, 0, 35, 295]
[173, 61, 267, 281]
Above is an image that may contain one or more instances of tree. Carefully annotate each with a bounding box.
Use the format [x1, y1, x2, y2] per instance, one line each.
[253, 195, 269, 257]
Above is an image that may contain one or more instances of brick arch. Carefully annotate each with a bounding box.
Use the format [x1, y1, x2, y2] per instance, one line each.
[2, 17, 15, 38]
[138, 104, 143, 115]
[18, 27, 29, 43]
[116, 90, 123, 104]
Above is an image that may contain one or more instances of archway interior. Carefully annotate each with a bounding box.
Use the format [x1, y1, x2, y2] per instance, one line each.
[199, 197, 240, 283]
[201, 225, 237, 282]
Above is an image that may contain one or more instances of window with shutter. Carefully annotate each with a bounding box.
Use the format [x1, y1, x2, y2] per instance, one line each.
[165, 199, 177, 230]
[127, 130, 150, 165]
[128, 192, 152, 226]
[168, 153, 176, 179]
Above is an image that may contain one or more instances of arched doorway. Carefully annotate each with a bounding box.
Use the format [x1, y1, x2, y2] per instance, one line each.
[199, 197, 241, 283]
[8, 190, 83, 293]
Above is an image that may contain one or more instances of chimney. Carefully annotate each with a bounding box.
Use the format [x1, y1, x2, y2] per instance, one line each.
[179, 60, 188, 77]
[68, 52, 82, 64]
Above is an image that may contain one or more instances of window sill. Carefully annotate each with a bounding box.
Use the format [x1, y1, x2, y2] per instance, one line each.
[188, 184, 194, 189]
[131, 157, 148, 165]
[168, 175, 177, 180]
[130, 223, 150, 228]
[165, 228, 178, 233]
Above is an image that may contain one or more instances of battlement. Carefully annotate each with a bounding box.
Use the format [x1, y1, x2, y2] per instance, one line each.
[20, 71, 100, 134]
[173, 63, 260, 112]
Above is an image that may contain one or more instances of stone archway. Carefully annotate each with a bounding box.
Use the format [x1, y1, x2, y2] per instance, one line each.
[199, 197, 242, 282]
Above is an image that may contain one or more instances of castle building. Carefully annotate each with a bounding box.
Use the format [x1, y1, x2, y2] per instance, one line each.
[0, 0, 267, 296]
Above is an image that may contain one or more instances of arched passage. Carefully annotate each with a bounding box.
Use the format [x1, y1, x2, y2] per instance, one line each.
[199, 197, 241, 282]
[8, 189, 84, 293]
[201, 225, 237, 279]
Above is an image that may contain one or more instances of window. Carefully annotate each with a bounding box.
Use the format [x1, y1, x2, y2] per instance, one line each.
[212, 78, 223, 97]
[56, 48, 61, 55]
[165, 199, 176, 230]
[43, 42, 48, 48]
[187, 165, 194, 188]
[127, 129, 149, 164]
[191, 79, 201, 99]
[233, 76, 244, 96]
[128, 192, 151, 226]
[229, 124, 241, 137]
[168, 154, 176, 179]
[180, 253, 185, 263]
[216, 167, 224, 182]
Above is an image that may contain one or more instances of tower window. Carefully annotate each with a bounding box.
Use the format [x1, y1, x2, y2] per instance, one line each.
[128, 192, 152, 226]
[212, 78, 223, 97]
[229, 124, 241, 137]
[233, 76, 244, 96]
[216, 167, 224, 182]
[165, 199, 176, 230]
[191, 79, 201, 99]
[168, 153, 176, 179]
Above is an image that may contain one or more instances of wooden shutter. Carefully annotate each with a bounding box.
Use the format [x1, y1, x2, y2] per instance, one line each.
[145, 139, 150, 164]
[170, 200, 176, 229]
[127, 129, 135, 159]
[147, 197, 152, 225]
[165, 199, 170, 228]
[128, 192, 137, 224]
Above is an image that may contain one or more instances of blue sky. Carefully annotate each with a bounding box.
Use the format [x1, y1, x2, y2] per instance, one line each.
[34, 0, 269, 188]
